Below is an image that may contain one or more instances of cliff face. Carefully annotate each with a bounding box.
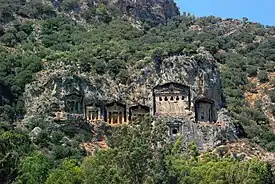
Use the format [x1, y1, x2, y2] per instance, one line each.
[109, 0, 180, 24]
[24, 50, 239, 151]
[52, 0, 179, 25]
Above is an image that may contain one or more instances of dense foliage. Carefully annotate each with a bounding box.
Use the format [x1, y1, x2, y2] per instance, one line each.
[1, 0, 275, 183]
[1, 117, 274, 184]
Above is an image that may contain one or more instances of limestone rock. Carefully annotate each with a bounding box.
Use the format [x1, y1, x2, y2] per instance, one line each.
[29, 127, 42, 141]
[23, 51, 239, 150]
[109, 0, 180, 25]
[51, 0, 179, 26]
[161, 116, 238, 151]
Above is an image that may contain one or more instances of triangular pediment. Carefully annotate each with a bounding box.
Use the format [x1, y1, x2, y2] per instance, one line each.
[154, 82, 189, 94]
[106, 103, 125, 112]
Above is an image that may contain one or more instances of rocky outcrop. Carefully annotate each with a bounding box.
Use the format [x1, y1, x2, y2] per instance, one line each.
[162, 116, 238, 151]
[110, 0, 180, 25]
[52, 0, 179, 25]
[23, 50, 239, 151]
[24, 51, 223, 116]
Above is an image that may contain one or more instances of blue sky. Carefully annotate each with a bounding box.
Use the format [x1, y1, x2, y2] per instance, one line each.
[175, 0, 275, 26]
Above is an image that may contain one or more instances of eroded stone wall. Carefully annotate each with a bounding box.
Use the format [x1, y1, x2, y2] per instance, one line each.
[23, 52, 238, 150]
[195, 102, 213, 122]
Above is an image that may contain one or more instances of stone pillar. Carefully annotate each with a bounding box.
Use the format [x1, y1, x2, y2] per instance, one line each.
[73, 101, 76, 112]
[118, 113, 120, 124]
[107, 110, 109, 124]
[77, 102, 80, 113]
[98, 109, 101, 120]
[110, 112, 113, 124]
[87, 111, 90, 120]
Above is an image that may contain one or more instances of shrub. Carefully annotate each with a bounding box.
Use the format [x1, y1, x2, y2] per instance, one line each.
[270, 78, 275, 87]
[270, 105, 275, 116]
[245, 82, 257, 93]
[269, 89, 275, 103]
[258, 70, 269, 83]
[247, 65, 257, 77]
[51, 131, 65, 145]
[265, 62, 275, 72]
[0, 26, 5, 36]
[254, 100, 262, 110]
[61, 0, 80, 12]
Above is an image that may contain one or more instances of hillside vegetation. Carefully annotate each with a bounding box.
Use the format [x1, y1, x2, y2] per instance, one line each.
[1, 0, 275, 183]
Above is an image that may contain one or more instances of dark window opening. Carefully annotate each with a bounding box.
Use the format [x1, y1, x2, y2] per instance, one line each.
[113, 112, 118, 124]
[159, 97, 162, 101]
[172, 128, 178, 135]
[164, 96, 168, 101]
[181, 96, 185, 100]
[201, 116, 204, 120]
[170, 96, 174, 101]
[176, 96, 179, 101]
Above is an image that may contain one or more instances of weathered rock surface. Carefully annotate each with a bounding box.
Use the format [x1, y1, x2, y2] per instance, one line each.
[110, 0, 180, 24]
[24, 50, 239, 150]
[52, 0, 179, 25]
[29, 127, 42, 141]
[161, 115, 238, 151]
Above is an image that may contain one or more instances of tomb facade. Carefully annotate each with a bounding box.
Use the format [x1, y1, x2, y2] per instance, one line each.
[167, 121, 182, 139]
[105, 102, 127, 125]
[153, 83, 190, 117]
[64, 94, 83, 114]
[129, 105, 150, 121]
[85, 104, 103, 122]
[195, 97, 215, 122]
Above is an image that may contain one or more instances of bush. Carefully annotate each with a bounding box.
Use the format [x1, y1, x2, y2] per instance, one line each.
[269, 89, 275, 103]
[245, 82, 257, 93]
[271, 105, 275, 116]
[61, 0, 80, 12]
[51, 131, 65, 145]
[258, 70, 269, 83]
[52, 145, 70, 160]
[270, 78, 275, 87]
[265, 62, 275, 72]
[0, 26, 5, 36]
[254, 100, 262, 110]
[247, 65, 257, 77]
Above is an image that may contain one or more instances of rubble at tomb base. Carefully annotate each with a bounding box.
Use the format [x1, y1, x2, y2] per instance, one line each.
[23, 53, 239, 150]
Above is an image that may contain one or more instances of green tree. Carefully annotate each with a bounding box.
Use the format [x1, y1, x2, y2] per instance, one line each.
[0, 130, 31, 183]
[82, 149, 128, 184]
[166, 138, 273, 184]
[45, 159, 83, 184]
[15, 152, 51, 184]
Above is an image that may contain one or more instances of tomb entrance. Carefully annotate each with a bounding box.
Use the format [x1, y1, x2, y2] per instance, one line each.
[129, 105, 150, 121]
[105, 102, 126, 125]
[153, 83, 190, 117]
[85, 105, 102, 122]
[195, 97, 215, 122]
[167, 121, 182, 138]
[64, 94, 83, 114]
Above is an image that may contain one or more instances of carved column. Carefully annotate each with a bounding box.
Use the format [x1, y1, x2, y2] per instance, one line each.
[98, 109, 101, 120]
[107, 111, 109, 124]
[111, 112, 113, 124]
[77, 102, 80, 113]
[121, 112, 124, 124]
[73, 101, 76, 112]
